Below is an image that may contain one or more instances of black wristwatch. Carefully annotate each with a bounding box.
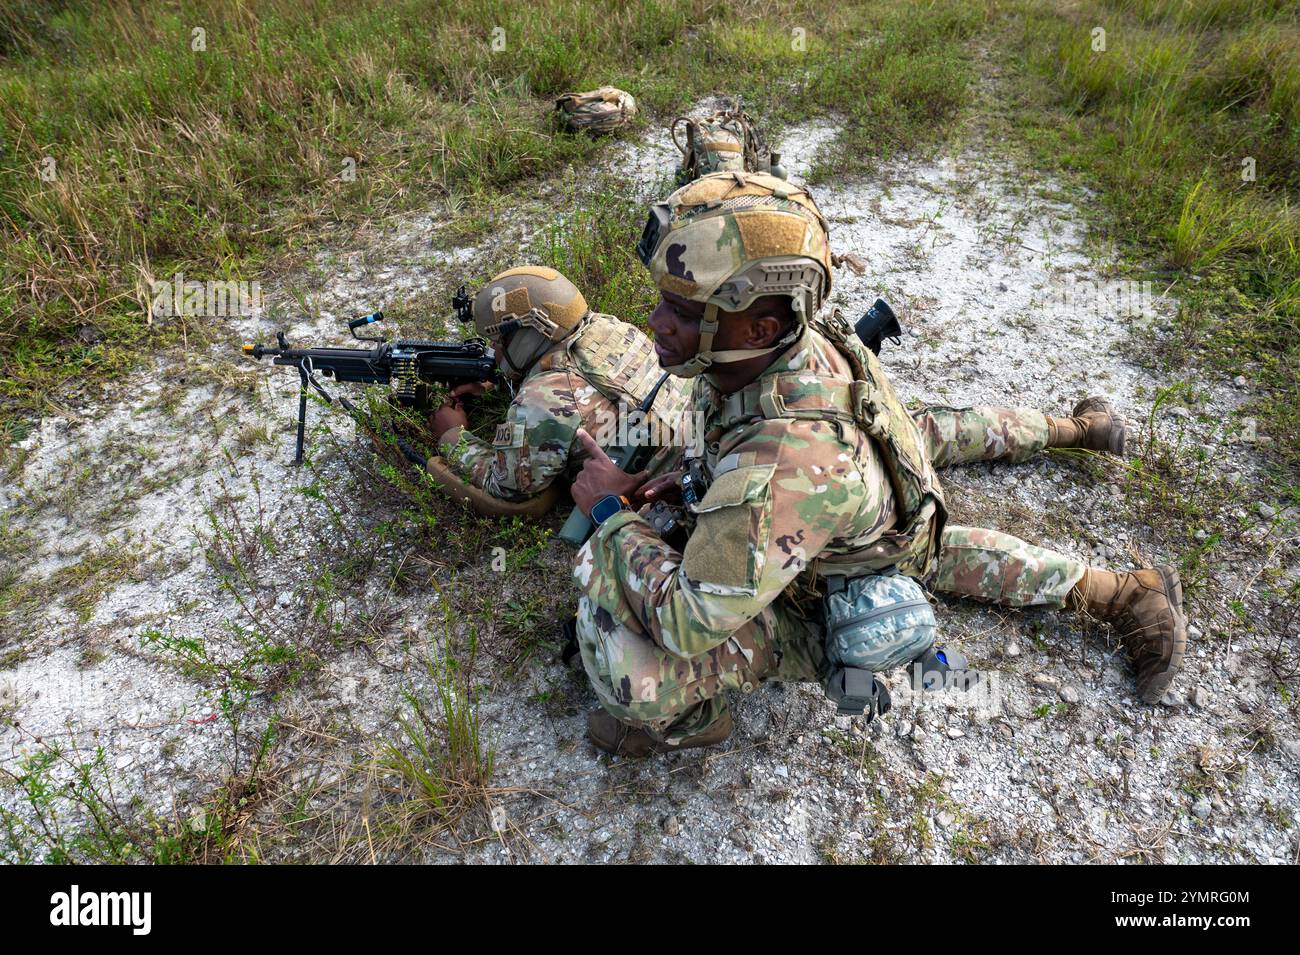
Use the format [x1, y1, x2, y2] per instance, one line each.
[590, 494, 631, 526]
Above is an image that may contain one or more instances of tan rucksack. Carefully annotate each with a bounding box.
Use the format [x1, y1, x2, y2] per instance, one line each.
[555, 86, 637, 134]
[670, 99, 786, 184]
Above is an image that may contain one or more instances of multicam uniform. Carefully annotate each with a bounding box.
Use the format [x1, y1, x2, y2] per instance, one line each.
[913, 406, 1087, 607]
[573, 170, 1100, 743]
[574, 313, 940, 741]
[573, 331, 1087, 742]
[439, 312, 690, 502]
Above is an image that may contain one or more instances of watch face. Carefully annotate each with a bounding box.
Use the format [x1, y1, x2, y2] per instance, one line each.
[591, 495, 624, 525]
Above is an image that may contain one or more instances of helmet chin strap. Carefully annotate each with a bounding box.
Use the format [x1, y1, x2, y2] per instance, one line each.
[663, 303, 801, 378]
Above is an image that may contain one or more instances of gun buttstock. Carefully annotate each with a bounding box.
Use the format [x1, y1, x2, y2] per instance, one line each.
[558, 507, 595, 547]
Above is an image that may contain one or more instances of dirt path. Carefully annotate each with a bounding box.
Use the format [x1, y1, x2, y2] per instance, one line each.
[2, 106, 1296, 864]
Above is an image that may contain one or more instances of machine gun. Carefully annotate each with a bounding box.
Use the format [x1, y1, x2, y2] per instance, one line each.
[242, 288, 495, 464]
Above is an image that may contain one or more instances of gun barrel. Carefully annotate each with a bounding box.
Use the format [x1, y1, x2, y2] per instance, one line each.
[348, 311, 384, 331]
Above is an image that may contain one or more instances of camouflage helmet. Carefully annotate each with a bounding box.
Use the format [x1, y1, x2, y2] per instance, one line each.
[636, 171, 833, 377]
[473, 266, 589, 377]
[555, 87, 637, 134]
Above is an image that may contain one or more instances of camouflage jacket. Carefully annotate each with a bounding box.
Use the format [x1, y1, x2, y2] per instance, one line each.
[439, 313, 690, 501]
[574, 319, 945, 658]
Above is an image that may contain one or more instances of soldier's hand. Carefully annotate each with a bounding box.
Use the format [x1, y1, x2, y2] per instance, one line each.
[635, 469, 684, 506]
[572, 428, 648, 518]
[449, 381, 493, 400]
[430, 398, 470, 440]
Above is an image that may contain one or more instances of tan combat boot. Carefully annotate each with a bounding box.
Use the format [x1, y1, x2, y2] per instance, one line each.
[1046, 396, 1126, 455]
[586, 708, 734, 757]
[1068, 565, 1187, 703]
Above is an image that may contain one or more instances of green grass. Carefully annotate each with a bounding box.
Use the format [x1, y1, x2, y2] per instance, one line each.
[371, 601, 495, 851]
[1007, 0, 1299, 474]
[0, 0, 987, 440]
[2, 1, 1293, 478]
[0, 729, 280, 863]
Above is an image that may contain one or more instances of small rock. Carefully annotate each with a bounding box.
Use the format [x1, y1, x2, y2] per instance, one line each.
[896, 721, 913, 738]
[1192, 798, 1212, 821]
[1159, 690, 1181, 707]
[947, 727, 965, 739]
[1168, 406, 1191, 419]
[1257, 503, 1277, 520]
[1190, 687, 1212, 709]
[1031, 674, 1059, 689]
[1234, 375, 1246, 387]
[937, 810, 956, 828]
[1004, 641, 1021, 659]
[773, 764, 789, 779]
[1060, 686, 1081, 704]
[997, 282, 1008, 292]
[1194, 529, 1207, 542]
[276, 591, 292, 608]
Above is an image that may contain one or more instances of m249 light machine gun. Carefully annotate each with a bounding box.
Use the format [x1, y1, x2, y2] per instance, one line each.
[242, 289, 496, 464]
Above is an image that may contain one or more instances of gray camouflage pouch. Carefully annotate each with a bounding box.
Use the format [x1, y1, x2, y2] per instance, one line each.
[820, 572, 938, 717]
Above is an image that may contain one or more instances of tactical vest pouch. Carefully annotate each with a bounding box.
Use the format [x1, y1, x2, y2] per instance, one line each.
[564, 313, 690, 441]
[820, 572, 937, 717]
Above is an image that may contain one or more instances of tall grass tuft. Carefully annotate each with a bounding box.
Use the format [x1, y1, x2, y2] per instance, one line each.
[378, 599, 493, 829]
[1018, 0, 1300, 470]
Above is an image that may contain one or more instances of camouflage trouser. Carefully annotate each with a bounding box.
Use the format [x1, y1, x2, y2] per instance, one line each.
[576, 592, 825, 743]
[914, 405, 1086, 608]
[912, 405, 1050, 468]
[928, 526, 1085, 608]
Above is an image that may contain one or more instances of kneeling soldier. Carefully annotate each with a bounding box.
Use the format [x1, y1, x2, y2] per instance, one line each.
[569, 172, 1186, 756]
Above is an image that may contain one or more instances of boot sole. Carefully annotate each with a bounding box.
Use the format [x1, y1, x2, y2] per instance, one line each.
[1139, 565, 1188, 703]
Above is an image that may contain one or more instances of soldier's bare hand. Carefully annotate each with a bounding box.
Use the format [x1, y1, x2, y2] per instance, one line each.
[430, 399, 469, 439]
[449, 381, 493, 400]
[572, 428, 647, 517]
[635, 469, 684, 506]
